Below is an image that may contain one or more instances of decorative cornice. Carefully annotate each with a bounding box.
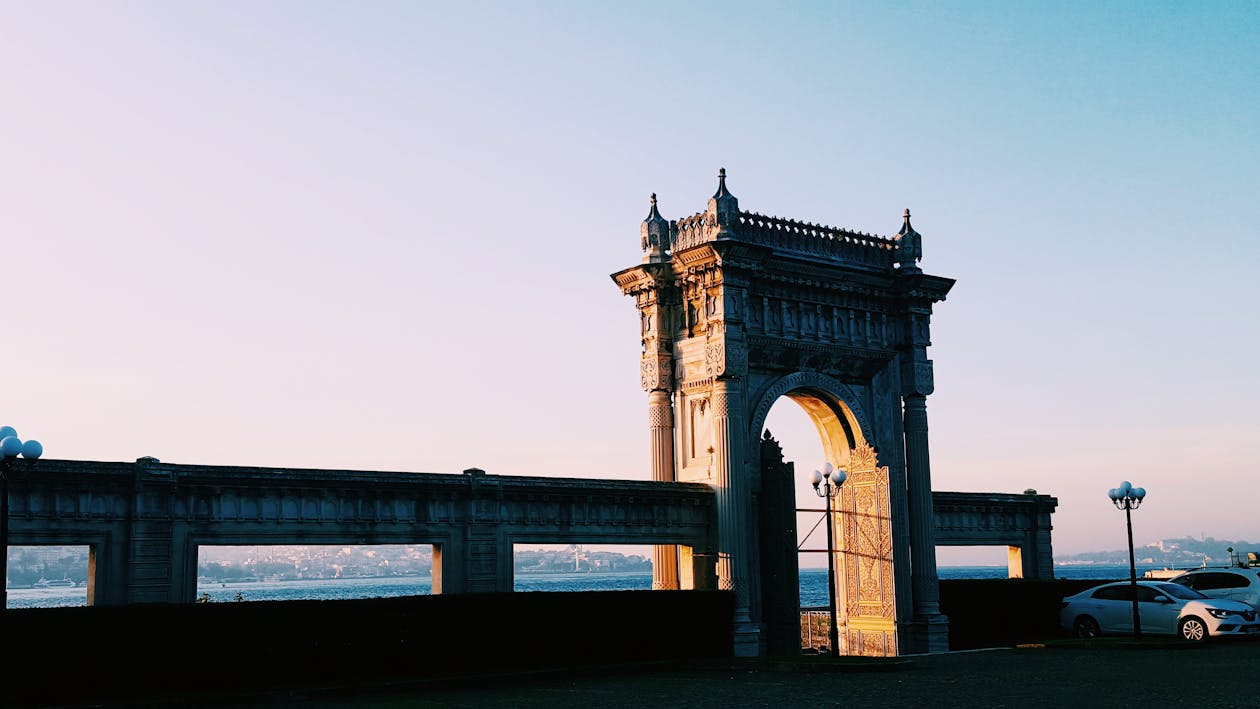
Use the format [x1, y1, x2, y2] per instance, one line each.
[610, 262, 675, 295]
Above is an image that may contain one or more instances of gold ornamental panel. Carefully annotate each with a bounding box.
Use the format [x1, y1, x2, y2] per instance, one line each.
[836, 441, 897, 657]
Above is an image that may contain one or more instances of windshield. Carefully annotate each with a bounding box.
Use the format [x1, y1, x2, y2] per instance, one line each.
[1157, 583, 1208, 600]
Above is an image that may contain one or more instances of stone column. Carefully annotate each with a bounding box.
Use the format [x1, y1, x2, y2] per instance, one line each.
[907, 390, 937, 619]
[711, 380, 758, 655]
[903, 394, 940, 616]
[903, 392, 949, 651]
[648, 389, 679, 590]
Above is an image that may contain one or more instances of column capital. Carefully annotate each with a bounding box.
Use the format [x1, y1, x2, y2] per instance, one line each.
[900, 359, 934, 397]
[641, 353, 674, 391]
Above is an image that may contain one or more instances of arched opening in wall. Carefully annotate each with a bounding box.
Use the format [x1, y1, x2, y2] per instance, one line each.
[4, 545, 90, 608]
[194, 545, 434, 603]
[936, 546, 1011, 578]
[757, 384, 899, 657]
[512, 544, 653, 592]
[763, 398, 827, 596]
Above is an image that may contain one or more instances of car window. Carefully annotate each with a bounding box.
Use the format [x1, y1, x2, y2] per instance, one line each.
[1136, 586, 1164, 603]
[1092, 585, 1132, 601]
[1157, 583, 1207, 600]
[1192, 573, 1246, 591]
[1220, 574, 1250, 589]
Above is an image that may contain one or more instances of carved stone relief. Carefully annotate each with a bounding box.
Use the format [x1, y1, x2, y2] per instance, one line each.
[641, 357, 658, 390]
[704, 342, 725, 377]
[640, 354, 672, 391]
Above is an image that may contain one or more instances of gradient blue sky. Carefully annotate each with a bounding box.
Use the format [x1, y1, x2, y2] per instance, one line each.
[3, 2, 1257, 564]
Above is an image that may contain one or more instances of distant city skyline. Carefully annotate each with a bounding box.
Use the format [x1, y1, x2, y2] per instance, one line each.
[3, 3, 1257, 566]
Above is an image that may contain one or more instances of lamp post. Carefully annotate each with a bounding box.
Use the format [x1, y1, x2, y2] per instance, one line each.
[1108, 481, 1146, 639]
[1, 426, 44, 611]
[811, 462, 846, 656]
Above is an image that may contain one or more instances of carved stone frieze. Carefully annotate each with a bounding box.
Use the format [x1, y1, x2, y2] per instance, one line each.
[746, 336, 894, 380]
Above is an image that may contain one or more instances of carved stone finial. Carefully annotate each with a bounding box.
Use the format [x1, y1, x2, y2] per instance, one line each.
[707, 167, 739, 239]
[641, 192, 671, 263]
[896, 207, 922, 274]
[714, 167, 730, 199]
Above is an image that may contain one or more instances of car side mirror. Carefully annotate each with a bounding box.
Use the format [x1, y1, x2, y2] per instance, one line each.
[1155, 596, 1174, 603]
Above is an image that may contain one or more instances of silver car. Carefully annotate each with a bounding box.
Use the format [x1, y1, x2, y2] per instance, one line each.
[1060, 580, 1260, 641]
[1169, 568, 1260, 610]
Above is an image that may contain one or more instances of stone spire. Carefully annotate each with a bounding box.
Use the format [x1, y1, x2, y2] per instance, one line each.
[640, 193, 672, 263]
[896, 208, 923, 274]
[706, 167, 740, 239]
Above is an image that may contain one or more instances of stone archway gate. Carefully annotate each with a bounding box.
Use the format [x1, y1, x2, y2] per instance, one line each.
[613, 170, 956, 656]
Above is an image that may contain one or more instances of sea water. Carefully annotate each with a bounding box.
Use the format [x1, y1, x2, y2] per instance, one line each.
[3, 563, 1154, 609]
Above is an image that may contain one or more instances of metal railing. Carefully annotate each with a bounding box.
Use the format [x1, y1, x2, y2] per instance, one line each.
[800, 607, 832, 653]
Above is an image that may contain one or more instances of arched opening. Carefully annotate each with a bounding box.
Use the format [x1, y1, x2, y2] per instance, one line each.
[749, 374, 898, 658]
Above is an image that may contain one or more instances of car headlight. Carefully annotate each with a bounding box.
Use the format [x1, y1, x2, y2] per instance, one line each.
[1207, 608, 1234, 619]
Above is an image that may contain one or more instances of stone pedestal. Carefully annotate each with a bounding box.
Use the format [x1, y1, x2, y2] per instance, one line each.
[902, 614, 951, 655]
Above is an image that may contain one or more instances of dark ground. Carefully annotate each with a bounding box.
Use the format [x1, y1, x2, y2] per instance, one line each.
[132, 637, 1260, 709]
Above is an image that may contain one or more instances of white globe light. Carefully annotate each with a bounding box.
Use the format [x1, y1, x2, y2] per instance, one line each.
[21, 439, 42, 459]
[1120, 481, 1132, 494]
[831, 469, 847, 486]
[810, 470, 824, 486]
[1108, 488, 1120, 500]
[0, 426, 16, 440]
[0, 436, 22, 459]
[822, 462, 834, 476]
[1132, 487, 1146, 501]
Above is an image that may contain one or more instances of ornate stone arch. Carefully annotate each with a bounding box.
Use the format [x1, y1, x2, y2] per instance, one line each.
[612, 170, 956, 656]
[747, 370, 874, 463]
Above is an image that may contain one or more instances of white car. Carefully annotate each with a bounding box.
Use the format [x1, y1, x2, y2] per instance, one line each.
[1168, 567, 1260, 610]
[1060, 580, 1260, 641]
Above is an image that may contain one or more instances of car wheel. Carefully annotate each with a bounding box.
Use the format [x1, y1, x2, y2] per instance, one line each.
[1179, 616, 1208, 641]
[1073, 616, 1101, 639]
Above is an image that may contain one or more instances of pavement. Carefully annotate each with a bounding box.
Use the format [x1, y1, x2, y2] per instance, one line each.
[158, 637, 1260, 709]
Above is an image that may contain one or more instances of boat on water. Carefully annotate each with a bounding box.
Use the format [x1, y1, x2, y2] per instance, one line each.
[35, 578, 77, 588]
[1143, 568, 1186, 580]
[1143, 551, 1260, 580]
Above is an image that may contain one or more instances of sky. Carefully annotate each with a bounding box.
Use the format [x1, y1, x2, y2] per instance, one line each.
[2, 1, 1258, 566]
